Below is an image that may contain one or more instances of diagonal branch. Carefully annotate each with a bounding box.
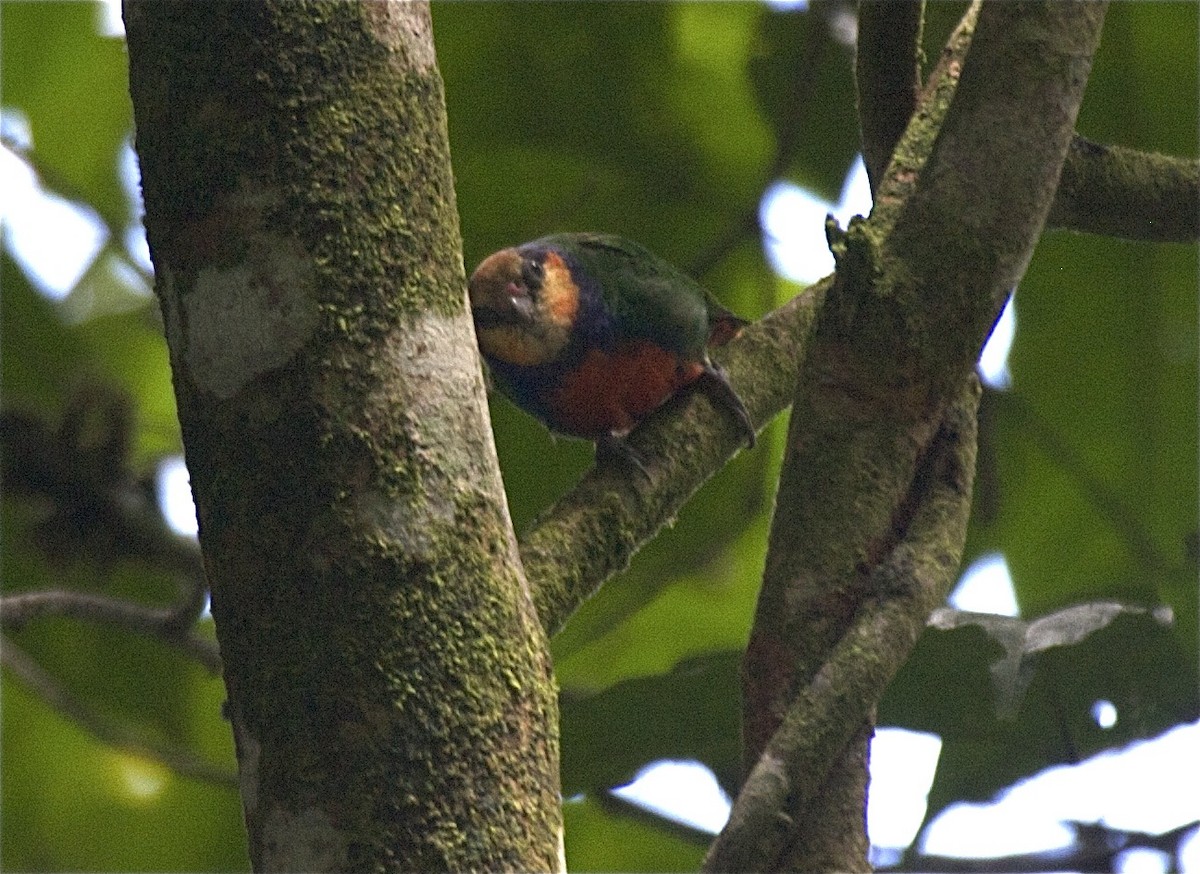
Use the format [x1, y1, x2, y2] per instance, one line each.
[881, 2, 1111, 342]
[1, 586, 220, 673]
[704, 377, 980, 872]
[737, 1, 1108, 868]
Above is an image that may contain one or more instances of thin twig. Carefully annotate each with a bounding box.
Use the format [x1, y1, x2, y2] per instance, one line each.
[1, 588, 221, 673]
[0, 635, 236, 786]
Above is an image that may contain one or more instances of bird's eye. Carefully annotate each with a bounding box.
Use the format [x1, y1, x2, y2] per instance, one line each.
[520, 257, 545, 290]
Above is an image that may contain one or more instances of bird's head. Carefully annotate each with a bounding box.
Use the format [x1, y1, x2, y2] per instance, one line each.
[468, 244, 581, 367]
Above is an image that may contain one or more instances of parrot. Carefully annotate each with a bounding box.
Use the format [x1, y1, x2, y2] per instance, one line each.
[467, 232, 755, 473]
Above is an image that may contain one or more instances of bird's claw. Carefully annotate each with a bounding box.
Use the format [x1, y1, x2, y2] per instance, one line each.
[701, 363, 756, 449]
[595, 433, 653, 481]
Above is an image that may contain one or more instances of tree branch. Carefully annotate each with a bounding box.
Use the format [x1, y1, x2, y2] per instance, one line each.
[881, 2, 1110, 346]
[1048, 135, 1200, 242]
[1, 394, 216, 669]
[1, 586, 219, 673]
[855, 0, 925, 195]
[704, 378, 980, 872]
[522, 282, 827, 638]
[1, 635, 236, 785]
[737, 1, 1107, 867]
[740, 0, 980, 777]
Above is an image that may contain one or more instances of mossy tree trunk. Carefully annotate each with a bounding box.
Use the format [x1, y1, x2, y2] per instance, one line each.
[124, 3, 561, 870]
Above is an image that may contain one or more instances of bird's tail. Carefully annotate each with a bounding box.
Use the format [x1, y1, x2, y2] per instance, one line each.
[706, 302, 748, 348]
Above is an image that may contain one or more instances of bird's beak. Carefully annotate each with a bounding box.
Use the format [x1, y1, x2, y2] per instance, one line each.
[506, 288, 536, 322]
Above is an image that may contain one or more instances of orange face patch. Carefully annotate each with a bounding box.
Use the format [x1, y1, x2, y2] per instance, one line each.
[539, 251, 581, 330]
[549, 341, 705, 438]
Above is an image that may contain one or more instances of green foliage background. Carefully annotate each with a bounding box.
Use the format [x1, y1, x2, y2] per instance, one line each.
[1, 3, 1196, 870]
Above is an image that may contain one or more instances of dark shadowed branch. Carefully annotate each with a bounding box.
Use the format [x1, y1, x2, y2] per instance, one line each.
[704, 377, 979, 872]
[1048, 136, 1200, 242]
[855, 0, 924, 194]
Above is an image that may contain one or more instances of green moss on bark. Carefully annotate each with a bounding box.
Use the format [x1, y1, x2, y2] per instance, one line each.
[125, 3, 561, 870]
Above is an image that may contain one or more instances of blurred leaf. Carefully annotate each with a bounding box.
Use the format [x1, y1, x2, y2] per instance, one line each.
[1075, 3, 1199, 157]
[928, 601, 1175, 717]
[947, 12, 1200, 829]
[881, 619, 1002, 741]
[61, 248, 154, 324]
[0, 251, 85, 410]
[882, 604, 1198, 827]
[1, 251, 177, 465]
[439, 3, 778, 278]
[1, 1, 131, 220]
[563, 795, 706, 873]
[438, 3, 676, 252]
[666, 4, 773, 195]
[1, 675, 245, 872]
[748, 5, 861, 199]
[74, 307, 181, 463]
[560, 650, 741, 797]
[966, 234, 1199, 648]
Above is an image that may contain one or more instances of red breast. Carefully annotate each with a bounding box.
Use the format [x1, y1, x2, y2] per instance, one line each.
[547, 340, 706, 438]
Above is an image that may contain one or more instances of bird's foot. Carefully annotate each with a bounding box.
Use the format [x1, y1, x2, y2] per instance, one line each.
[595, 433, 652, 480]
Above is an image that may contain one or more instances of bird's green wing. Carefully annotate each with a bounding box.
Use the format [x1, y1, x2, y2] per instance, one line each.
[542, 233, 714, 356]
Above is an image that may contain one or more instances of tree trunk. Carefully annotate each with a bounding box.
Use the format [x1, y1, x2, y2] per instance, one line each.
[124, 2, 562, 870]
[715, 2, 1108, 869]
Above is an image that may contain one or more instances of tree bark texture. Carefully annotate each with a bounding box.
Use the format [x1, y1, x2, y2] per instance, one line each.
[727, 2, 1108, 870]
[124, 3, 562, 871]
